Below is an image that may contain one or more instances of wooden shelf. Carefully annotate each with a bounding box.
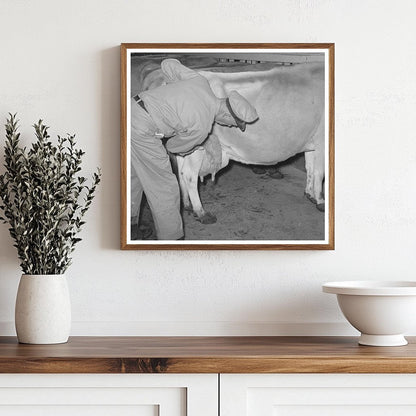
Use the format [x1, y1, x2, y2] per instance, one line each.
[0, 336, 416, 373]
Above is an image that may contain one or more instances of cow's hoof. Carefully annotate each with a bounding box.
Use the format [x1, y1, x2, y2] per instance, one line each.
[252, 166, 284, 179]
[183, 205, 193, 213]
[197, 212, 217, 224]
[268, 170, 284, 179]
[316, 203, 325, 212]
[304, 192, 317, 204]
[252, 166, 267, 174]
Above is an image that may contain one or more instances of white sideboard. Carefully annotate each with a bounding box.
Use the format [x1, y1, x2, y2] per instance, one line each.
[2, 373, 416, 415]
[1, 336, 416, 416]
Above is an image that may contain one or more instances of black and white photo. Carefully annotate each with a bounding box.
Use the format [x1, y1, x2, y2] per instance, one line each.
[121, 44, 334, 249]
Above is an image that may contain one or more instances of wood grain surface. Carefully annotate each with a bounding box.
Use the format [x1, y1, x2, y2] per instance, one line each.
[0, 336, 415, 374]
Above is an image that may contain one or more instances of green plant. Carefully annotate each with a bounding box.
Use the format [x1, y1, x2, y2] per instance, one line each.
[0, 113, 101, 274]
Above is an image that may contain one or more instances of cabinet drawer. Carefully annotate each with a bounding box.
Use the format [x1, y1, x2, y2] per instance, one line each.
[0, 374, 217, 416]
[221, 374, 416, 416]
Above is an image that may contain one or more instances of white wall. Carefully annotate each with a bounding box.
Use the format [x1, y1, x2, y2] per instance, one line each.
[0, 0, 415, 336]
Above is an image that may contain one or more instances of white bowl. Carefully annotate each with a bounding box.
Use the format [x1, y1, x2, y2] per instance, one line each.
[323, 281, 416, 346]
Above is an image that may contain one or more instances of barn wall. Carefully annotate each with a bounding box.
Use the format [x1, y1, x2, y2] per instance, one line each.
[0, 0, 415, 336]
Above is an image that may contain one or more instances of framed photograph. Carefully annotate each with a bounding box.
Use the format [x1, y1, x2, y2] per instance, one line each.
[121, 43, 334, 250]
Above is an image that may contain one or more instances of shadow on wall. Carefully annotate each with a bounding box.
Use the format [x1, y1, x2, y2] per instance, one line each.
[227, 284, 339, 335]
[99, 46, 121, 250]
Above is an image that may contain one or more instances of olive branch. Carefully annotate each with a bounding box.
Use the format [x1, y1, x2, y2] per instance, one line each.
[0, 114, 101, 274]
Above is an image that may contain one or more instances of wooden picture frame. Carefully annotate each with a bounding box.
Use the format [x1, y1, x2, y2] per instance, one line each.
[121, 43, 334, 250]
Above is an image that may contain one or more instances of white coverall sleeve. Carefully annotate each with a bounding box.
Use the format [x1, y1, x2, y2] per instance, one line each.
[161, 59, 199, 82]
[165, 128, 208, 155]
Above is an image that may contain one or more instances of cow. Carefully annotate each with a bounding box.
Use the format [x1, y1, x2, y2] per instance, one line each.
[131, 58, 325, 225]
[176, 63, 325, 224]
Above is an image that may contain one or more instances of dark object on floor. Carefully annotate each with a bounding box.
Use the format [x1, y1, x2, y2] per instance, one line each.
[251, 165, 284, 179]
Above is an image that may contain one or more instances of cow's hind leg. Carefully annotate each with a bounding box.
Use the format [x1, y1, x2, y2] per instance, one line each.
[304, 151, 317, 204]
[304, 149, 325, 211]
[314, 157, 325, 212]
[178, 150, 217, 224]
[304, 116, 325, 212]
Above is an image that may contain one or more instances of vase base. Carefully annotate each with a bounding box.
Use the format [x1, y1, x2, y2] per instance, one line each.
[17, 338, 69, 345]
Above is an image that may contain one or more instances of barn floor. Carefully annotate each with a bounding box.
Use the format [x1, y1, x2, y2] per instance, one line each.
[132, 155, 325, 241]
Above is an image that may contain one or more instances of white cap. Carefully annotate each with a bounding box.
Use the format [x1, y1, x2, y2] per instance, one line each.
[226, 91, 259, 131]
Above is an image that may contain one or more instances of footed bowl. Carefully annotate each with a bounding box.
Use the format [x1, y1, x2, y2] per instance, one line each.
[322, 281, 416, 346]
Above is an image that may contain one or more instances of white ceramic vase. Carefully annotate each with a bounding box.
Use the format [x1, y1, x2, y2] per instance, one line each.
[15, 274, 71, 344]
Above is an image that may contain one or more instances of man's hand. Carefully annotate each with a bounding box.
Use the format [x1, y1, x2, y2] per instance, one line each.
[161, 59, 199, 83]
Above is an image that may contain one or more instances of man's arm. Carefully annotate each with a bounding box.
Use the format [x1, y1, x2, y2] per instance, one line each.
[161, 59, 199, 83]
[165, 128, 208, 155]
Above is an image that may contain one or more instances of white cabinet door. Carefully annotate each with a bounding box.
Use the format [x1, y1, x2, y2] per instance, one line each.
[0, 374, 217, 416]
[221, 374, 416, 416]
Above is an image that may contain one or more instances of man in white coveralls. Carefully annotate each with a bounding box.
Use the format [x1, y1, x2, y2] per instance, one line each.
[130, 58, 258, 240]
